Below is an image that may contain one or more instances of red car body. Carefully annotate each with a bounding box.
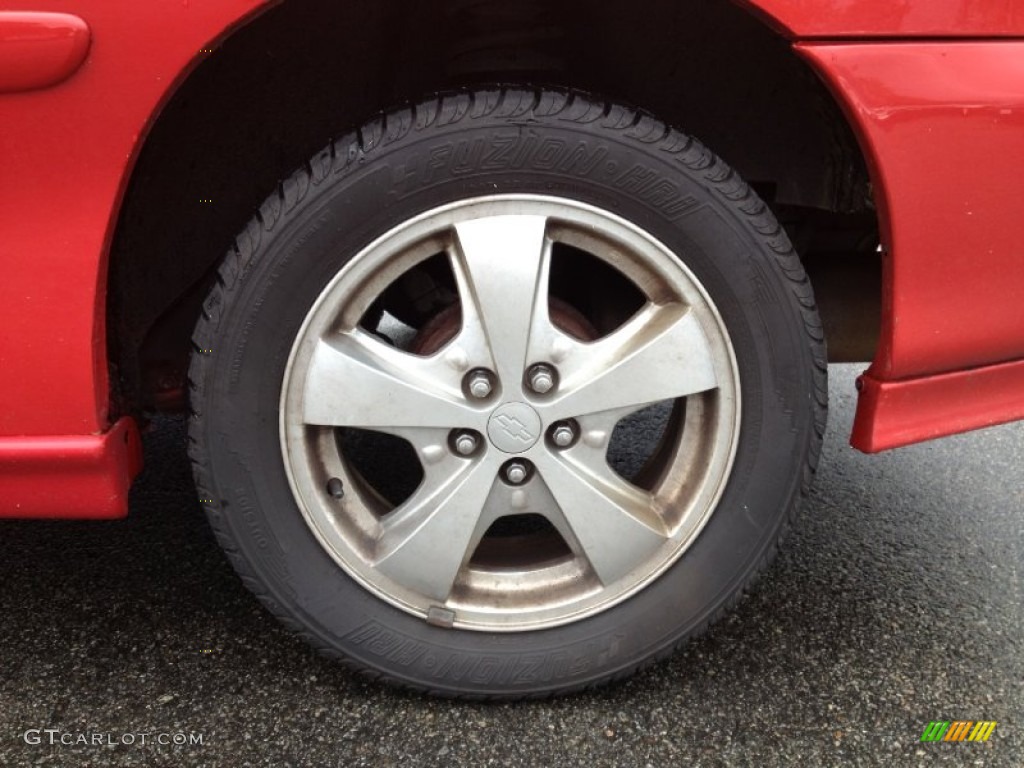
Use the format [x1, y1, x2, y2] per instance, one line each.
[2, 0, 1024, 518]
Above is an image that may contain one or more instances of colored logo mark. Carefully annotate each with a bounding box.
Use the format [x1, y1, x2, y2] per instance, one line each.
[920, 721, 997, 743]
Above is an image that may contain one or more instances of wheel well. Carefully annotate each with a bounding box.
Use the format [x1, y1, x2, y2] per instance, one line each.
[107, 0, 880, 414]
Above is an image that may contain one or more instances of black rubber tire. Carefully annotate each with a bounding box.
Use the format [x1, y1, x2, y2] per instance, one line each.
[188, 87, 827, 699]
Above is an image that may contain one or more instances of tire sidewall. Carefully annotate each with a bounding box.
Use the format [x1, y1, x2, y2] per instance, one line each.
[197, 97, 818, 695]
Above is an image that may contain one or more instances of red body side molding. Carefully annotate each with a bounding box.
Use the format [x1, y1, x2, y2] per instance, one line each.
[0, 12, 90, 93]
[742, 0, 1024, 38]
[854, 361, 1024, 452]
[0, 417, 142, 518]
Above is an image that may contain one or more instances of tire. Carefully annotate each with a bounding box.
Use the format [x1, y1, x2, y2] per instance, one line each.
[188, 87, 827, 698]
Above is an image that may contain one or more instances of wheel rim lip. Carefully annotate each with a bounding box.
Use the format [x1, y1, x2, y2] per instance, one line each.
[279, 194, 742, 632]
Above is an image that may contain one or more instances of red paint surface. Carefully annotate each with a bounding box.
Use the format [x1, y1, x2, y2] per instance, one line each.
[742, 0, 1024, 38]
[799, 41, 1024, 450]
[0, 12, 90, 92]
[800, 43, 1024, 382]
[0, 417, 142, 518]
[852, 360, 1024, 452]
[0, 0, 268, 439]
[2, 1, 1024, 515]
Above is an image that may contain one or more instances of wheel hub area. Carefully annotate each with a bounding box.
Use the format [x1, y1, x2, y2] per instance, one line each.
[487, 402, 542, 453]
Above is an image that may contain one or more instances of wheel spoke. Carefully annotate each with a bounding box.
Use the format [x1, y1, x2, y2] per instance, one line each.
[450, 215, 551, 386]
[302, 330, 475, 431]
[534, 453, 669, 586]
[544, 303, 718, 423]
[373, 457, 499, 602]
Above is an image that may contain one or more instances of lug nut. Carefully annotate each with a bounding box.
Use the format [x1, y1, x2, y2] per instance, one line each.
[551, 422, 576, 448]
[527, 364, 556, 394]
[453, 432, 479, 456]
[503, 461, 529, 485]
[466, 369, 494, 399]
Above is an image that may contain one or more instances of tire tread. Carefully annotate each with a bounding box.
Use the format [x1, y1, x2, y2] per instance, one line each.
[188, 86, 828, 700]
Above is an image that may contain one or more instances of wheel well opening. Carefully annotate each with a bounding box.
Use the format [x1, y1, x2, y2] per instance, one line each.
[107, 0, 880, 414]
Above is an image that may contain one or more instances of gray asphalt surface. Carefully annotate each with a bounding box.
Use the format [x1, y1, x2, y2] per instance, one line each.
[1, 365, 1021, 767]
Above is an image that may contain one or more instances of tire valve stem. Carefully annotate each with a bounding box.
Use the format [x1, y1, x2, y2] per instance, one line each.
[326, 477, 345, 500]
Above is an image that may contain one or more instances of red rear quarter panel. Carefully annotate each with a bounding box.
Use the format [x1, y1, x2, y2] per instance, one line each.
[1, 0, 1023, 515]
[0, 1, 268, 516]
[0, 0, 267, 437]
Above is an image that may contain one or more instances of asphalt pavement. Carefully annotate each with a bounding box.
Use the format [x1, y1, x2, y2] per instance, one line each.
[1, 365, 1021, 767]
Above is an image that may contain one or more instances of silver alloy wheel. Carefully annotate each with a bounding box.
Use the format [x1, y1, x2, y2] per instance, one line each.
[280, 195, 740, 631]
